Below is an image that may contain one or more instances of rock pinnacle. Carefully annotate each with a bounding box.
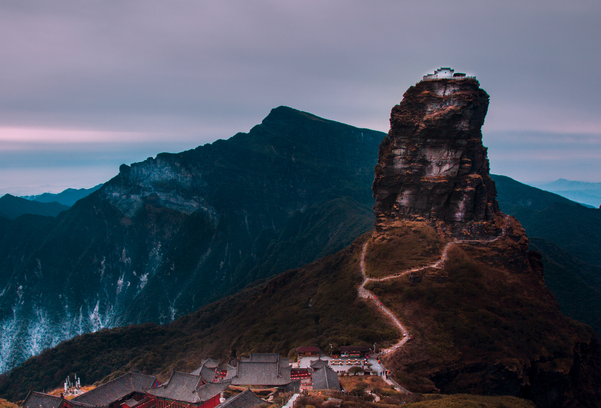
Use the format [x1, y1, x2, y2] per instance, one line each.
[372, 74, 499, 237]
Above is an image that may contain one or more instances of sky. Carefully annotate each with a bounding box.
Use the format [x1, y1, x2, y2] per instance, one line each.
[1, 0, 601, 195]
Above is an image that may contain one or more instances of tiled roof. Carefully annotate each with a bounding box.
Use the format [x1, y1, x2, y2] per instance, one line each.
[231, 354, 291, 386]
[148, 372, 227, 404]
[310, 359, 327, 369]
[195, 383, 229, 402]
[148, 372, 202, 403]
[65, 400, 97, 408]
[190, 363, 216, 383]
[231, 361, 291, 386]
[216, 389, 263, 408]
[22, 392, 62, 408]
[311, 366, 340, 391]
[201, 359, 220, 369]
[72, 372, 156, 407]
[223, 364, 237, 381]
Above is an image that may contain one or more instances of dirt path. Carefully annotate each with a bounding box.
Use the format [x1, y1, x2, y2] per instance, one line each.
[357, 216, 510, 382]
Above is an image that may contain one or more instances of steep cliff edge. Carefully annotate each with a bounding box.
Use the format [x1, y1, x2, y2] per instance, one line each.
[373, 78, 499, 237]
[368, 76, 601, 407]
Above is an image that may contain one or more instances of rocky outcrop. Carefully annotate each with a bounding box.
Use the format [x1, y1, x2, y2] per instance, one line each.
[370, 75, 601, 407]
[373, 78, 499, 237]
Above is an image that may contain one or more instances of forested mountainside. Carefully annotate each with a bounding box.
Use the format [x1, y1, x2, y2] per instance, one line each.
[3, 221, 599, 407]
[2, 78, 600, 408]
[1, 102, 600, 388]
[0, 106, 383, 374]
[0, 194, 68, 219]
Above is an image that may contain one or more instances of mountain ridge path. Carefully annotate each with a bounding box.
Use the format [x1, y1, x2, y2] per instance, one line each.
[357, 216, 510, 389]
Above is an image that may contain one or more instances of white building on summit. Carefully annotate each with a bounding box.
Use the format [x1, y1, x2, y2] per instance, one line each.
[422, 67, 469, 80]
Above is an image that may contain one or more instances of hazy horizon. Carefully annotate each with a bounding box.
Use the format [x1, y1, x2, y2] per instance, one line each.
[2, 1, 600, 195]
[1, 110, 600, 197]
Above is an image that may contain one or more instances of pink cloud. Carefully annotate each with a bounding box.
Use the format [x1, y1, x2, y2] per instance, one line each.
[0, 127, 146, 145]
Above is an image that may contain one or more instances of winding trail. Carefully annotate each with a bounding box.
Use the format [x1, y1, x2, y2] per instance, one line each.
[357, 216, 511, 389]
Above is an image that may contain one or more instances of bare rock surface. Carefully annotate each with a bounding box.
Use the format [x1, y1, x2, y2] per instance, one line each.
[373, 78, 499, 237]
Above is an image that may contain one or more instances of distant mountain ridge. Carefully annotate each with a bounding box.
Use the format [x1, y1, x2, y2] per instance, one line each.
[0, 194, 69, 219]
[21, 184, 103, 207]
[493, 175, 601, 266]
[535, 178, 601, 208]
[0, 106, 384, 374]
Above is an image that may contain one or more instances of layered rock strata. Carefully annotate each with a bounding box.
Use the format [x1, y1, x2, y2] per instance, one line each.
[373, 77, 499, 237]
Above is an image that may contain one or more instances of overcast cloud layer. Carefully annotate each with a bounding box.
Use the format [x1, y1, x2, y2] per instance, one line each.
[1, 0, 600, 195]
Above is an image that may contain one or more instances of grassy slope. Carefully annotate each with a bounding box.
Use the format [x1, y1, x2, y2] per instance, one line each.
[0, 399, 17, 408]
[403, 394, 535, 408]
[365, 222, 443, 279]
[365, 217, 600, 406]
[299, 377, 534, 408]
[336, 376, 534, 407]
[492, 174, 601, 334]
[0, 234, 397, 401]
[529, 238, 601, 333]
[492, 174, 601, 265]
[3, 218, 599, 406]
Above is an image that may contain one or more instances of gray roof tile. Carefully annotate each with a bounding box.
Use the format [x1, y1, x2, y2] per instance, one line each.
[231, 358, 291, 387]
[196, 383, 229, 402]
[148, 372, 202, 403]
[216, 389, 263, 408]
[201, 359, 220, 369]
[22, 392, 62, 408]
[190, 364, 216, 383]
[223, 365, 237, 381]
[148, 372, 227, 404]
[72, 372, 157, 407]
[310, 359, 328, 369]
[311, 367, 340, 391]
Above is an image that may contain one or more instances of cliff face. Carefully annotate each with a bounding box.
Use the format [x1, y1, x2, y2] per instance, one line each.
[369, 76, 601, 407]
[373, 78, 499, 236]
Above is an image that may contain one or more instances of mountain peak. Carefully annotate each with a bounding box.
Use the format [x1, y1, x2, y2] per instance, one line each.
[260, 106, 332, 129]
[372, 77, 499, 237]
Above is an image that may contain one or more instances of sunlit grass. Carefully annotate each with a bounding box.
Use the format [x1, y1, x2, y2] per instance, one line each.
[365, 222, 443, 279]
